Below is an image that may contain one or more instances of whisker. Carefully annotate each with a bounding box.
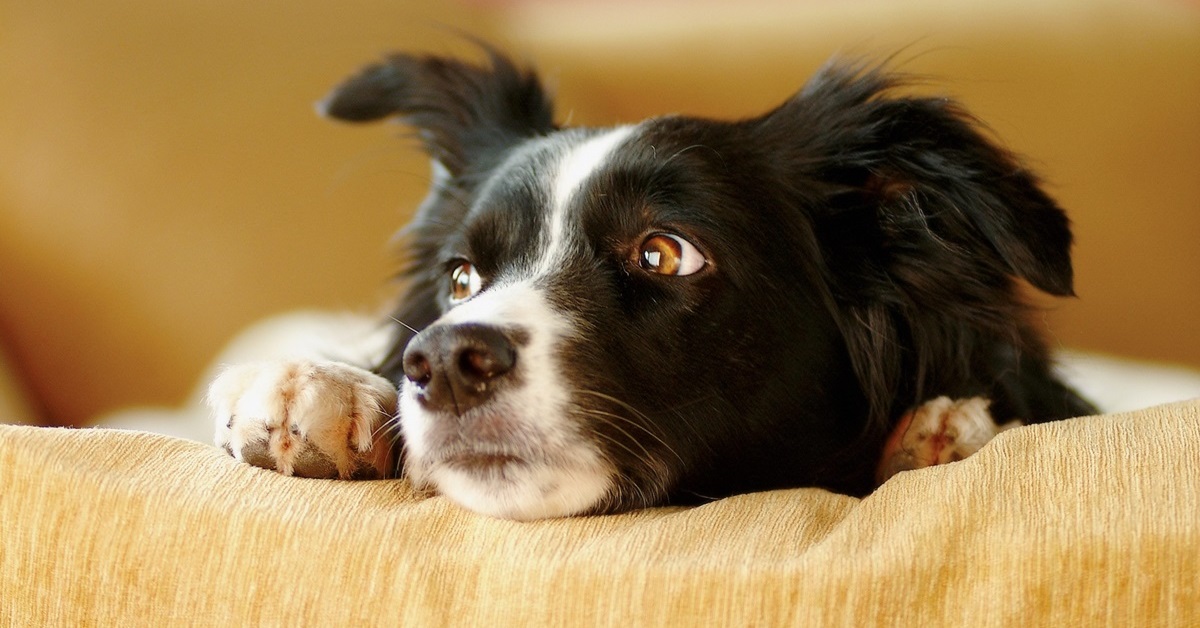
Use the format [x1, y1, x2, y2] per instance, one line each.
[368, 411, 407, 458]
[388, 316, 420, 335]
[663, 392, 721, 413]
[578, 408, 657, 463]
[576, 390, 686, 464]
[587, 435, 658, 508]
[661, 393, 723, 455]
[370, 416, 400, 442]
[660, 143, 726, 170]
[664, 143, 701, 165]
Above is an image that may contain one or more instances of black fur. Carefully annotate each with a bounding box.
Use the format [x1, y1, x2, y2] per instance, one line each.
[322, 49, 1095, 509]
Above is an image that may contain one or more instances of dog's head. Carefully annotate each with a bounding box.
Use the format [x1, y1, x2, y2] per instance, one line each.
[322, 50, 1076, 520]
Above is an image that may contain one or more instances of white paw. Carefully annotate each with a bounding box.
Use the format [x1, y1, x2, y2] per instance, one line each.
[207, 360, 399, 479]
[876, 396, 1020, 484]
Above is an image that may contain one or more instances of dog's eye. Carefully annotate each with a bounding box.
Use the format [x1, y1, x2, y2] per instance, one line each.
[449, 262, 482, 302]
[637, 233, 707, 276]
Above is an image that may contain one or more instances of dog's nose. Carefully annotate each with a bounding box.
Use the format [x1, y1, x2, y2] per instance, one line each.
[402, 324, 517, 415]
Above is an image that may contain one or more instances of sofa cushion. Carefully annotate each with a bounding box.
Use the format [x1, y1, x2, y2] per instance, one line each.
[2, 399, 1197, 625]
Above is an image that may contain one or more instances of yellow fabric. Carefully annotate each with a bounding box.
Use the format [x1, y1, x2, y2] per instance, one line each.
[5, 0, 1199, 426]
[2, 401, 1197, 626]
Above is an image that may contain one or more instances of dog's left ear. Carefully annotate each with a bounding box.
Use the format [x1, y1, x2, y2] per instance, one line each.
[319, 48, 556, 176]
[756, 63, 1081, 425]
[761, 63, 1077, 298]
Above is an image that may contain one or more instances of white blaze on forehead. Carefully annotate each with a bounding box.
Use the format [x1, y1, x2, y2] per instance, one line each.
[552, 126, 635, 211]
[539, 126, 635, 274]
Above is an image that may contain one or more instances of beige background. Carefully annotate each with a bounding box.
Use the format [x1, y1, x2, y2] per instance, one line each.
[1, 0, 1197, 425]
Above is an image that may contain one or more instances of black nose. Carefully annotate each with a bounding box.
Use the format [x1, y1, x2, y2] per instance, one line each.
[402, 324, 517, 415]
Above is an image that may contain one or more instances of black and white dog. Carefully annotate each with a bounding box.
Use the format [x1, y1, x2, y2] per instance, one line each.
[208, 48, 1096, 520]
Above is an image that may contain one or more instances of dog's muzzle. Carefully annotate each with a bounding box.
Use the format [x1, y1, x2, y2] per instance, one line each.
[402, 324, 518, 415]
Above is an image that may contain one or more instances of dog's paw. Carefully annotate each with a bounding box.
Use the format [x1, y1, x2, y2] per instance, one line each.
[207, 360, 399, 479]
[875, 396, 1020, 485]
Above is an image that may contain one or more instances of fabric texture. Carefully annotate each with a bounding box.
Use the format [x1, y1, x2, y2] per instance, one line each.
[2, 400, 1197, 626]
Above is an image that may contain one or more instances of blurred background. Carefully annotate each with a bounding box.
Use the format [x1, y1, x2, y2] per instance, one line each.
[1, 0, 1197, 427]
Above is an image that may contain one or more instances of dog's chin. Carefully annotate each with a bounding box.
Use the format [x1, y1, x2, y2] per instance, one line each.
[419, 456, 612, 521]
[401, 398, 614, 521]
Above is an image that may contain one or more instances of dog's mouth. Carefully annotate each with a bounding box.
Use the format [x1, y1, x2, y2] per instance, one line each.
[417, 408, 542, 477]
[440, 450, 528, 474]
[399, 378, 617, 519]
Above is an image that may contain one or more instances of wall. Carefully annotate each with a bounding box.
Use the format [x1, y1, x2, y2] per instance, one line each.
[1, 0, 1196, 424]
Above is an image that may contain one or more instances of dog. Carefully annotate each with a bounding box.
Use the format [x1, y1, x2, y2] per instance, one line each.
[207, 48, 1097, 521]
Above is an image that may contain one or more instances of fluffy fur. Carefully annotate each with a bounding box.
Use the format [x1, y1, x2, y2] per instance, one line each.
[237, 48, 1098, 519]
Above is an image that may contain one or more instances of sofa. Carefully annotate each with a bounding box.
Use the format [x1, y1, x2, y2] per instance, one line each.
[3, 395, 1198, 624]
[1, 0, 1196, 428]
[3, 0, 1198, 624]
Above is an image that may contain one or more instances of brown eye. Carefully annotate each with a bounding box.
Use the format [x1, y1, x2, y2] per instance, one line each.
[449, 262, 482, 302]
[638, 233, 707, 276]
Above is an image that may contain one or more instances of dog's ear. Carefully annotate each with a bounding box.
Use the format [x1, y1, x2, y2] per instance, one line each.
[319, 48, 556, 176]
[761, 62, 1076, 299]
[756, 61, 1080, 425]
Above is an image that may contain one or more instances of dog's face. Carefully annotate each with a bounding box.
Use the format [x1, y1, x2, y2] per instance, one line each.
[322, 51, 1077, 520]
[391, 123, 855, 520]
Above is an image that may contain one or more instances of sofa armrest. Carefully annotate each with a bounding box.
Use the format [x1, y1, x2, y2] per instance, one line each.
[2, 399, 1197, 625]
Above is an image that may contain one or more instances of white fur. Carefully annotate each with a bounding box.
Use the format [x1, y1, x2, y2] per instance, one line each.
[402, 280, 572, 450]
[427, 448, 612, 521]
[208, 359, 396, 478]
[551, 126, 634, 214]
[538, 127, 634, 275]
[401, 280, 614, 520]
[875, 396, 1021, 484]
[396, 129, 639, 519]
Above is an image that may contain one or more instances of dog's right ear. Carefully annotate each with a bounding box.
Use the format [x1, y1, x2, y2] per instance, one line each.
[319, 49, 556, 176]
